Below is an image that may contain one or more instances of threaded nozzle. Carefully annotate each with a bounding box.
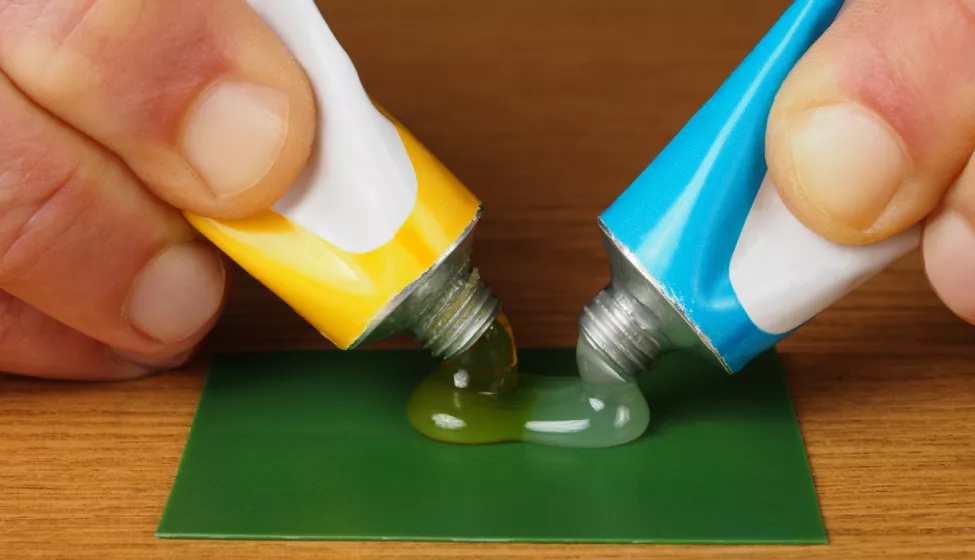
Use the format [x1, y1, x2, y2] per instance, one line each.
[579, 283, 668, 378]
[404, 260, 499, 359]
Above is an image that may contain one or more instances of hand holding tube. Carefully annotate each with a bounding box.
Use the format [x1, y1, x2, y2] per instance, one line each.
[767, 0, 975, 325]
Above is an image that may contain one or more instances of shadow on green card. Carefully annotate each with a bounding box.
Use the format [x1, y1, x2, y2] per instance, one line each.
[157, 349, 825, 544]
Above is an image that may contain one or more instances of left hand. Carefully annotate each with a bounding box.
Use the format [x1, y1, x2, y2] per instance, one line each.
[0, 0, 315, 380]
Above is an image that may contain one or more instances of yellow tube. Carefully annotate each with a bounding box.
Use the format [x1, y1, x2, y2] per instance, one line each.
[187, 1, 484, 352]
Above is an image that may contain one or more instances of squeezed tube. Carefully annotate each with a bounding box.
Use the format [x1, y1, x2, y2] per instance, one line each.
[580, 0, 920, 377]
[187, 0, 499, 360]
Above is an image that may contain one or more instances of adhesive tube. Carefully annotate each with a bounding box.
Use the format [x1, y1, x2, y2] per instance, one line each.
[187, 0, 498, 358]
[579, 0, 921, 378]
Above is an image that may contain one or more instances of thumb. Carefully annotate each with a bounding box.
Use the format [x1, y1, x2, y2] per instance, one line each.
[0, 0, 316, 219]
[766, 0, 975, 246]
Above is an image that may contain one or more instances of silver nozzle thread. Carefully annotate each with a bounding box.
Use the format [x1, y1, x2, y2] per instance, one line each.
[578, 224, 726, 378]
[401, 257, 499, 360]
[351, 209, 498, 360]
[579, 282, 668, 380]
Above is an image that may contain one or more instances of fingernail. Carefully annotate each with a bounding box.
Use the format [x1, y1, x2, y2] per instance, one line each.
[183, 81, 290, 196]
[789, 103, 908, 230]
[127, 243, 225, 343]
[924, 208, 975, 321]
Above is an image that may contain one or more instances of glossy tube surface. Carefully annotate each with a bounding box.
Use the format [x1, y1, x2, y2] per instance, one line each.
[187, 0, 492, 355]
[591, 0, 920, 374]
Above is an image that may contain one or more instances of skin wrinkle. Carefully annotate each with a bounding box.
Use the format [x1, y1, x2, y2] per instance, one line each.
[0, 0, 231, 142]
[100, 4, 230, 141]
[849, 2, 975, 160]
[0, 162, 88, 284]
[845, 33, 927, 159]
[0, 67, 201, 352]
[0, 0, 96, 54]
[0, 82, 89, 284]
[48, 0, 102, 55]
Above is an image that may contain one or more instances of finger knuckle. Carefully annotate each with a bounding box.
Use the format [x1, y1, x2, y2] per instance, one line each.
[0, 0, 107, 97]
[0, 153, 95, 285]
[0, 0, 230, 139]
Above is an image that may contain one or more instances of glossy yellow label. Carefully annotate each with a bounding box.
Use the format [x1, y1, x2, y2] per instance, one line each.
[186, 118, 480, 349]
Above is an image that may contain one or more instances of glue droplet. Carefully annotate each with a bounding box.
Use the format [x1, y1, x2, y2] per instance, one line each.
[406, 314, 650, 448]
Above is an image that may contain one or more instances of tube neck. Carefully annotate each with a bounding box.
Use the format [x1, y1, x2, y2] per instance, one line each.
[578, 282, 670, 379]
[402, 257, 499, 360]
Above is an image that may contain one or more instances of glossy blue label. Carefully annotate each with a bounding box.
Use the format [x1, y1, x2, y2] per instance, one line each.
[600, 0, 843, 372]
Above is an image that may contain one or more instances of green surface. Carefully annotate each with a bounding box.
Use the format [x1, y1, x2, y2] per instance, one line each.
[158, 349, 826, 544]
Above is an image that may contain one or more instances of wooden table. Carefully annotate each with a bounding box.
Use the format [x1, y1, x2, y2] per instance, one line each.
[2, 1, 974, 558]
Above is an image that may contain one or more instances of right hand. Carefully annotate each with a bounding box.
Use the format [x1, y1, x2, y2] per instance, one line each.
[0, 0, 315, 380]
[767, 0, 975, 326]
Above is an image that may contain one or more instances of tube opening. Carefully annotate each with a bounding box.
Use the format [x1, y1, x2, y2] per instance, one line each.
[578, 283, 669, 379]
[404, 259, 499, 359]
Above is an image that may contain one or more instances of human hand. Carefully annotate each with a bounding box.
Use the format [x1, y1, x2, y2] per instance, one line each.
[0, 0, 315, 380]
[767, 0, 975, 325]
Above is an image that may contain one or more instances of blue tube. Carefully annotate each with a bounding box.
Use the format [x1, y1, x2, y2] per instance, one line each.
[589, 0, 920, 374]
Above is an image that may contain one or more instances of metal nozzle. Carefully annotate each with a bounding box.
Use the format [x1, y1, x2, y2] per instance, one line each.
[349, 208, 499, 360]
[579, 282, 666, 379]
[403, 258, 499, 359]
[576, 223, 723, 378]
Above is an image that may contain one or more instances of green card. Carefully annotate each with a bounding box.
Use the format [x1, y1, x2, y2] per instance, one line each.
[158, 349, 825, 544]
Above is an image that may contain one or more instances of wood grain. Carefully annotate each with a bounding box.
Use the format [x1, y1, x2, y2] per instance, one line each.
[2, 1, 975, 558]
